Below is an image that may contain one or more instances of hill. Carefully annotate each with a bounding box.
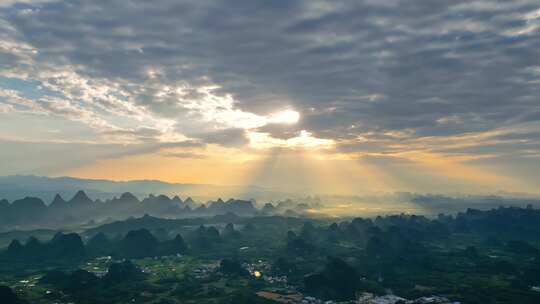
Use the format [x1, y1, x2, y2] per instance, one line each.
[0, 175, 289, 203]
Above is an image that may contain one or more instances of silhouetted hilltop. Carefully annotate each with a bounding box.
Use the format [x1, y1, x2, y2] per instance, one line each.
[184, 197, 196, 207]
[161, 234, 188, 255]
[5, 189, 537, 232]
[207, 199, 257, 215]
[119, 192, 139, 203]
[9, 197, 47, 223]
[49, 194, 68, 209]
[0, 175, 283, 204]
[305, 257, 361, 301]
[0, 191, 278, 231]
[11, 197, 47, 212]
[226, 200, 257, 215]
[120, 229, 160, 258]
[86, 232, 113, 256]
[1, 227, 193, 262]
[4, 232, 85, 261]
[84, 214, 231, 237]
[261, 203, 276, 215]
[103, 260, 146, 283]
[70, 190, 93, 205]
[172, 195, 183, 205]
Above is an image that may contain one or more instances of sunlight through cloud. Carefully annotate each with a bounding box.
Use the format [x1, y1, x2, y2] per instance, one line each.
[247, 130, 334, 149]
[268, 110, 300, 125]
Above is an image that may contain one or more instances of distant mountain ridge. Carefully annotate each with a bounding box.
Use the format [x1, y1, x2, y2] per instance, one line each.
[0, 175, 291, 203]
[0, 190, 294, 231]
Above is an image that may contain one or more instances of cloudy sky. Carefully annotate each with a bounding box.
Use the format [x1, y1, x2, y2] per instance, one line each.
[1, 0, 539, 195]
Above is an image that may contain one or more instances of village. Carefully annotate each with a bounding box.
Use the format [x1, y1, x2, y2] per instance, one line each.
[4, 254, 459, 304]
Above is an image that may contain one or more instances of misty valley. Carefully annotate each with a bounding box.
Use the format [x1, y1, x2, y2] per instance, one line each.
[2, 190, 540, 304]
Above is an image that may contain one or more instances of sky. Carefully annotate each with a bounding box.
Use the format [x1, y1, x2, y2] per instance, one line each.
[0, 0, 540, 195]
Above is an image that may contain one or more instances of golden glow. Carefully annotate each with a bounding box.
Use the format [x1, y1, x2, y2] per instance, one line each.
[247, 130, 334, 149]
[402, 151, 519, 187]
[305, 202, 426, 217]
[62, 133, 534, 197]
[64, 145, 257, 188]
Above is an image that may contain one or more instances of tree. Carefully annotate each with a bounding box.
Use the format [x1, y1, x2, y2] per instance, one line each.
[86, 232, 113, 256]
[103, 260, 146, 284]
[160, 234, 188, 255]
[304, 257, 361, 301]
[219, 259, 247, 276]
[0, 286, 29, 304]
[119, 229, 159, 258]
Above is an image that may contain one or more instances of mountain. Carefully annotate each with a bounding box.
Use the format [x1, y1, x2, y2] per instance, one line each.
[0, 199, 9, 217]
[69, 191, 93, 205]
[11, 197, 47, 211]
[0, 189, 277, 231]
[103, 261, 146, 283]
[141, 194, 183, 215]
[184, 197, 196, 208]
[119, 229, 159, 258]
[207, 199, 257, 216]
[4, 232, 85, 261]
[172, 195, 183, 205]
[9, 197, 47, 223]
[226, 199, 257, 215]
[86, 232, 113, 256]
[49, 194, 68, 209]
[261, 202, 277, 215]
[207, 199, 227, 213]
[0, 175, 290, 203]
[48, 232, 86, 259]
[118, 192, 139, 203]
[160, 234, 188, 255]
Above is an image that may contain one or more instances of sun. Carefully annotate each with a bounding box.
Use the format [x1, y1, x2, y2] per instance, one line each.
[268, 110, 300, 124]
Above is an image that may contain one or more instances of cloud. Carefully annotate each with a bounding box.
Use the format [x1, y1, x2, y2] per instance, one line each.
[0, 137, 207, 175]
[189, 128, 249, 147]
[360, 154, 414, 165]
[0, 0, 539, 180]
[0, 0, 54, 7]
[110, 140, 206, 158]
[163, 152, 206, 159]
[0, 88, 117, 130]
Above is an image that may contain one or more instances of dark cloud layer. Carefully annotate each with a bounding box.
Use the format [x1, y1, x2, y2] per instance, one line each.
[1, 0, 539, 156]
[189, 128, 249, 147]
